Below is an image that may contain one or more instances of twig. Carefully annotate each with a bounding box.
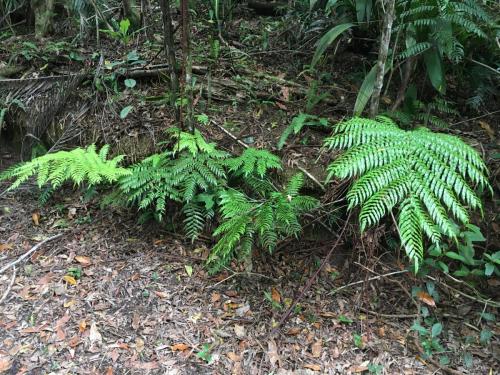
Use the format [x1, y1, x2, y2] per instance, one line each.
[450, 109, 500, 127]
[0, 265, 16, 304]
[331, 269, 409, 295]
[0, 234, 62, 275]
[210, 120, 326, 191]
[425, 275, 500, 308]
[467, 58, 500, 76]
[271, 213, 352, 335]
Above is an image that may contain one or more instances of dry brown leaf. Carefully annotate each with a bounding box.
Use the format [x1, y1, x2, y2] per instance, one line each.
[267, 339, 280, 367]
[105, 367, 113, 375]
[211, 292, 221, 303]
[135, 337, 145, 353]
[132, 313, 141, 330]
[281, 86, 290, 101]
[276, 102, 288, 110]
[68, 335, 81, 348]
[225, 290, 238, 297]
[286, 327, 301, 336]
[349, 361, 370, 373]
[416, 291, 436, 307]
[62, 275, 77, 286]
[478, 120, 495, 139]
[227, 352, 241, 362]
[32, 211, 40, 226]
[89, 322, 102, 345]
[303, 364, 321, 371]
[133, 362, 159, 370]
[0, 243, 13, 252]
[311, 340, 322, 358]
[75, 255, 91, 266]
[234, 325, 245, 338]
[171, 343, 189, 352]
[154, 291, 169, 298]
[0, 356, 12, 372]
[271, 287, 281, 304]
[78, 320, 87, 333]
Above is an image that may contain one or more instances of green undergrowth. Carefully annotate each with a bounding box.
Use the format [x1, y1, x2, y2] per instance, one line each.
[0, 117, 493, 277]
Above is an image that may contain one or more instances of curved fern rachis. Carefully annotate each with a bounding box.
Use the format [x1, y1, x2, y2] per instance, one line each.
[325, 116, 490, 270]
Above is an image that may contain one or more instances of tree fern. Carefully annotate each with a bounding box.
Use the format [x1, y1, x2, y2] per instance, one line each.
[0, 145, 130, 194]
[325, 116, 491, 270]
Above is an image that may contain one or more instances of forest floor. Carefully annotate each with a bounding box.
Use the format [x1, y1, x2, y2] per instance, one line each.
[1, 180, 498, 374]
[1, 5, 499, 374]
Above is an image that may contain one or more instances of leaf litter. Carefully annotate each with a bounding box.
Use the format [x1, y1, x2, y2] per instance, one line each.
[0, 187, 497, 374]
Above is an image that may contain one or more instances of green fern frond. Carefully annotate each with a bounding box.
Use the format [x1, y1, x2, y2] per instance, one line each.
[225, 148, 282, 178]
[325, 117, 490, 270]
[0, 145, 130, 194]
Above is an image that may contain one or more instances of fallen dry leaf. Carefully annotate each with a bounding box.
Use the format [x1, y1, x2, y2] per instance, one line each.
[267, 339, 280, 367]
[311, 340, 322, 358]
[227, 352, 240, 362]
[154, 290, 169, 298]
[303, 364, 321, 371]
[32, 211, 40, 226]
[78, 320, 87, 333]
[171, 343, 189, 352]
[63, 299, 76, 308]
[62, 275, 77, 286]
[105, 367, 113, 375]
[132, 361, 159, 370]
[0, 243, 13, 252]
[89, 322, 102, 345]
[75, 255, 91, 266]
[234, 324, 245, 338]
[0, 356, 12, 372]
[135, 337, 145, 353]
[286, 327, 301, 335]
[211, 292, 221, 303]
[271, 287, 281, 304]
[416, 291, 436, 307]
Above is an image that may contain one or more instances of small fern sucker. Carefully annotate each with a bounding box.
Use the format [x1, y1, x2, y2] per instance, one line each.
[324, 116, 491, 271]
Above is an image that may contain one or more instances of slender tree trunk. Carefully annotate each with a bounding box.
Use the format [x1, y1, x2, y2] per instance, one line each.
[31, 0, 55, 37]
[391, 56, 416, 111]
[180, 0, 193, 132]
[159, 0, 179, 117]
[369, 0, 396, 117]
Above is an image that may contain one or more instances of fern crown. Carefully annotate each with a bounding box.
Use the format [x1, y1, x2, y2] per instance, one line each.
[325, 116, 491, 270]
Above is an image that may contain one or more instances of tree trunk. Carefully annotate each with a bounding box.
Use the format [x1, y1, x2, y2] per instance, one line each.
[369, 0, 396, 117]
[159, 0, 179, 114]
[180, 0, 193, 132]
[31, 0, 55, 37]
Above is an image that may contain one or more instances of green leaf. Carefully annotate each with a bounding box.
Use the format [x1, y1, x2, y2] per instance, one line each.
[124, 79, 136, 88]
[311, 23, 354, 68]
[485, 263, 495, 276]
[445, 251, 466, 262]
[431, 323, 443, 337]
[353, 64, 377, 116]
[120, 105, 134, 119]
[410, 322, 428, 335]
[338, 315, 353, 324]
[184, 265, 193, 277]
[423, 48, 445, 94]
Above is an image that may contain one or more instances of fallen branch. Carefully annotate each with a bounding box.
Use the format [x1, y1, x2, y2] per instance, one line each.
[0, 265, 16, 304]
[331, 269, 409, 295]
[0, 234, 63, 275]
[271, 213, 352, 335]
